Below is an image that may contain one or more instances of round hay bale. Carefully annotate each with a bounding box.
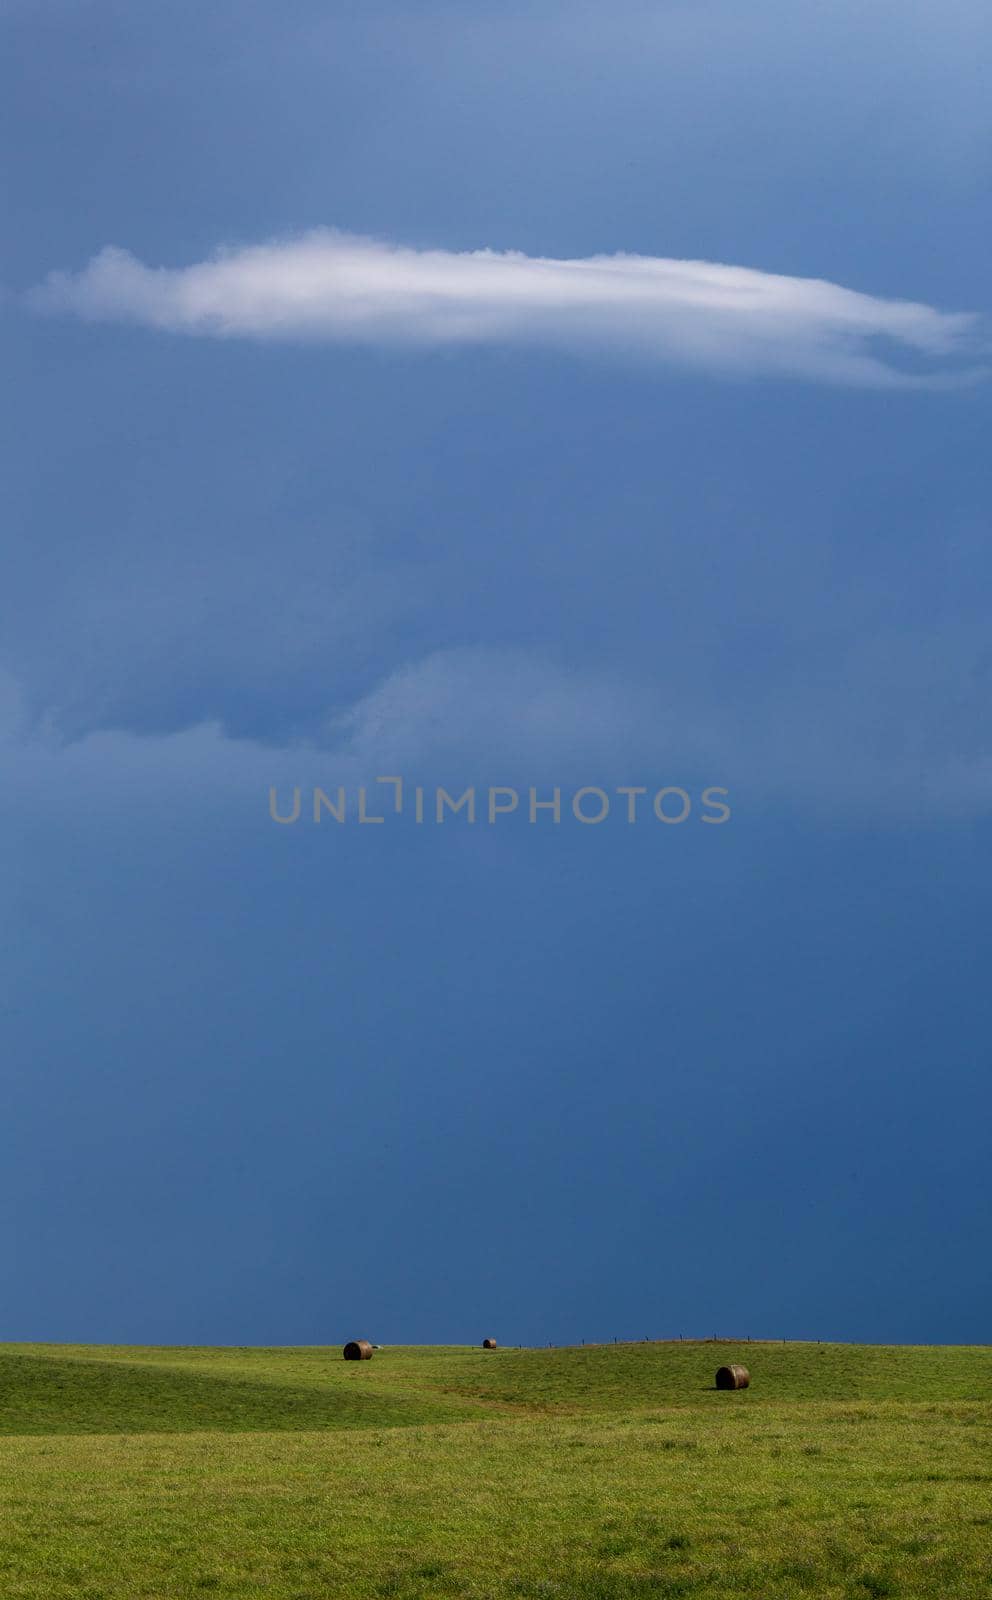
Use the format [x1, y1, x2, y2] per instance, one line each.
[715, 1363, 750, 1390]
[482, 1338, 497, 1350]
[343, 1339, 373, 1361]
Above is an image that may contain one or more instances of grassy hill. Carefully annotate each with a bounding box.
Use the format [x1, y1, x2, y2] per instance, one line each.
[0, 1341, 989, 1598]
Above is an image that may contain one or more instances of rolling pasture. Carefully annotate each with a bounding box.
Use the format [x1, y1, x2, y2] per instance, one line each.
[0, 1341, 989, 1598]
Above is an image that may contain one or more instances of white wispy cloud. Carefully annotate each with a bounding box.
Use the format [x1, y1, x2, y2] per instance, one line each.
[28, 230, 986, 387]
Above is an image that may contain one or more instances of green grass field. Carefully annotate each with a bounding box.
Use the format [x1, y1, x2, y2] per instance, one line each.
[1, 1341, 990, 1599]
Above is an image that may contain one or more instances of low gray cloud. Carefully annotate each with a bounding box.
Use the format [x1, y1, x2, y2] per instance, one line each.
[3, 628, 991, 823]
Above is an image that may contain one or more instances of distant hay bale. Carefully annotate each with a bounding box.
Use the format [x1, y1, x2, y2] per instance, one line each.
[482, 1338, 497, 1350]
[343, 1339, 373, 1361]
[715, 1363, 750, 1390]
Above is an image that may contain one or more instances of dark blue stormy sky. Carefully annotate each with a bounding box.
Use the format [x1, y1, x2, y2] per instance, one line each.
[2, 0, 990, 1344]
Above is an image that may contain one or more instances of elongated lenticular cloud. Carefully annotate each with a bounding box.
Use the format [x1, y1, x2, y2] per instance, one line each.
[29, 229, 985, 386]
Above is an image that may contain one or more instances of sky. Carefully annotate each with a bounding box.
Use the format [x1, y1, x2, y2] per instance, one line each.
[2, 0, 990, 1347]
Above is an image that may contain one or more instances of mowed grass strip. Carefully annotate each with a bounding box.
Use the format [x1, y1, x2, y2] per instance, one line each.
[0, 1350, 489, 1435]
[1, 1404, 990, 1599]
